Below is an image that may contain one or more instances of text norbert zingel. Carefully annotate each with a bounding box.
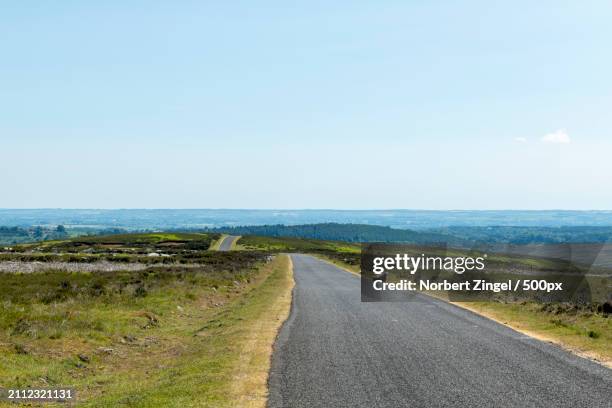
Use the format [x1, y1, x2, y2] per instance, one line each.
[370, 254, 564, 293]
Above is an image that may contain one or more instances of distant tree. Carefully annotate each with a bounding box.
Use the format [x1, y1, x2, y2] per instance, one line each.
[56, 225, 67, 233]
[209, 223, 455, 244]
[32, 226, 44, 239]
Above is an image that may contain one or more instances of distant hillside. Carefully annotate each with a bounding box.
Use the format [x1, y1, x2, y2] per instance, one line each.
[210, 223, 455, 244]
[0, 225, 128, 246]
[0, 225, 69, 245]
[429, 226, 612, 244]
[2, 209, 612, 230]
[209, 223, 612, 246]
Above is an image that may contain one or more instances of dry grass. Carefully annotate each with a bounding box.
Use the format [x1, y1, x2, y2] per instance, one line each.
[228, 255, 293, 407]
[453, 301, 612, 368]
[311, 255, 611, 369]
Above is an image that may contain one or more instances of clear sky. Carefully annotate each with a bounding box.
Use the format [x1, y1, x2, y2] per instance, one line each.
[1, 1, 611, 209]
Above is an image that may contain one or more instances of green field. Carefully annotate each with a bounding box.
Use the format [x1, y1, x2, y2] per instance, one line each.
[18, 232, 220, 252]
[1, 231, 609, 406]
[0, 233, 230, 268]
[236, 235, 360, 270]
[0, 233, 292, 407]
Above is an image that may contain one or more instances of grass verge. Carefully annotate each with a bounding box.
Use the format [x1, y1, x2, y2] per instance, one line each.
[309, 255, 611, 368]
[235, 235, 360, 254]
[0, 254, 293, 407]
[453, 301, 611, 367]
[227, 255, 293, 407]
[312, 254, 360, 275]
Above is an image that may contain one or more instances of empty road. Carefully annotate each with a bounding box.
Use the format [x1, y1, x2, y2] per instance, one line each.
[218, 235, 239, 251]
[268, 254, 612, 408]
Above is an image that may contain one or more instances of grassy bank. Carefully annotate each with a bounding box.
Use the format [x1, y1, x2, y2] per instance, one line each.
[455, 301, 611, 367]
[11, 232, 220, 255]
[236, 235, 359, 253]
[237, 236, 360, 271]
[314, 254, 360, 275]
[0, 254, 293, 407]
[311, 252, 611, 367]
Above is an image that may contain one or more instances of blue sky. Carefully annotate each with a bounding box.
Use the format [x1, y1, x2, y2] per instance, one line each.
[1, 1, 611, 209]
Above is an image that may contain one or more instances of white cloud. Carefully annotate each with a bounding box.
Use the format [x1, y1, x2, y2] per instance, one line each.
[541, 129, 570, 144]
[514, 137, 527, 143]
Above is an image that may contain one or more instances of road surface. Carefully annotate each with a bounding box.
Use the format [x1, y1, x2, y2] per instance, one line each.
[218, 235, 239, 251]
[268, 254, 611, 408]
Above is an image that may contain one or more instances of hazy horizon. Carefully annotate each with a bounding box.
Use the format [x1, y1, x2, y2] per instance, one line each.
[2, 208, 612, 211]
[2, 209, 612, 230]
[0, 207, 612, 213]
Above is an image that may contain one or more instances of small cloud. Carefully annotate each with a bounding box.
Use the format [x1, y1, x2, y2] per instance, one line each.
[514, 137, 527, 143]
[541, 129, 570, 144]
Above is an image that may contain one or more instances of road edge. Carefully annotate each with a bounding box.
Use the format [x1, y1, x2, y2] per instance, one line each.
[230, 254, 295, 407]
[309, 253, 611, 369]
[209, 234, 228, 251]
[450, 301, 611, 369]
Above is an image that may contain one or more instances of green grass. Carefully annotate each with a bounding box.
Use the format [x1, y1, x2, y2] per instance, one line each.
[2, 233, 235, 268]
[236, 236, 360, 273]
[79, 255, 291, 407]
[458, 301, 611, 365]
[313, 253, 360, 274]
[0, 250, 285, 407]
[236, 235, 358, 253]
[2, 231, 610, 406]
[71, 232, 205, 244]
[12, 232, 221, 254]
[310, 241, 611, 364]
[0, 249, 267, 266]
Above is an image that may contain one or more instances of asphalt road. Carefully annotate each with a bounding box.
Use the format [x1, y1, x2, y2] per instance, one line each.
[268, 254, 612, 408]
[218, 235, 238, 251]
